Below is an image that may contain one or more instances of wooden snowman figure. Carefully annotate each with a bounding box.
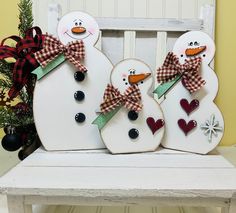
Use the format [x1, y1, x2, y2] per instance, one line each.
[94, 59, 165, 154]
[33, 11, 113, 150]
[156, 31, 224, 154]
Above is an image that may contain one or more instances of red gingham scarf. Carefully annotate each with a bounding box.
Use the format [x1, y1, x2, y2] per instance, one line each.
[157, 52, 205, 93]
[100, 84, 143, 113]
[34, 34, 87, 72]
[0, 27, 43, 98]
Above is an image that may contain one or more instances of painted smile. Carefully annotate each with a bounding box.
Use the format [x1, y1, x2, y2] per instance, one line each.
[64, 30, 92, 40]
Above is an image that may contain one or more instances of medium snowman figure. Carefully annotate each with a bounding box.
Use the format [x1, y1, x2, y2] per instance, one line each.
[33, 11, 113, 150]
[94, 59, 165, 154]
[157, 31, 224, 154]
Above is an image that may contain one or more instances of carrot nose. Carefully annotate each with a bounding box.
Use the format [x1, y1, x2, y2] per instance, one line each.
[128, 73, 151, 85]
[185, 46, 206, 57]
[71, 26, 86, 34]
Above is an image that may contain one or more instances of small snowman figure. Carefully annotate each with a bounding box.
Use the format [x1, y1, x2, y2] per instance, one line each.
[156, 31, 224, 154]
[33, 11, 113, 150]
[94, 59, 165, 154]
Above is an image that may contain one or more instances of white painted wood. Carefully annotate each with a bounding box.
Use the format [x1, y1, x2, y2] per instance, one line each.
[148, 0, 163, 18]
[95, 30, 102, 50]
[221, 206, 230, 213]
[7, 195, 32, 213]
[48, 3, 62, 36]
[101, 0, 115, 17]
[123, 31, 136, 59]
[181, 0, 197, 19]
[33, 11, 113, 151]
[229, 194, 236, 213]
[21, 151, 233, 168]
[164, 0, 180, 18]
[1, 147, 236, 212]
[160, 31, 224, 154]
[96, 18, 203, 32]
[100, 59, 164, 153]
[155, 32, 167, 102]
[200, 4, 215, 38]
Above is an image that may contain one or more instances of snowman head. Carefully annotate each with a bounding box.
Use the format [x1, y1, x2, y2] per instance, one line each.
[111, 59, 152, 94]
[173, 31, 215, 65]
[57, 11, 99, 45]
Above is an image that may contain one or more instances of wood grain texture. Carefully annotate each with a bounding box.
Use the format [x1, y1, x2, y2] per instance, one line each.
[7, 196, 32, 213]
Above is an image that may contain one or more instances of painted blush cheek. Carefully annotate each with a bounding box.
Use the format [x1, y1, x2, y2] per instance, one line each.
[122, 73, 127, 78]
[87, 27, 97, 35]
[60, 27, 69, 36]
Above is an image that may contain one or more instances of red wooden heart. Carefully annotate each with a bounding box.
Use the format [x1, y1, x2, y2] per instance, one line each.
[146, 117, 165, 135]
[180, 99, 199, 115]
[178, 119, 197, 135]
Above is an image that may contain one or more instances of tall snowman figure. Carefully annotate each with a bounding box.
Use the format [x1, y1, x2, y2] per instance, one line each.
[33, 11, 113, 150]
[156, 31, 224, 154]
[94, 59, 165, 154]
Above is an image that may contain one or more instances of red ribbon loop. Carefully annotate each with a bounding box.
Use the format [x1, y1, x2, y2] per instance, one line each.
[34, 34, 87, 72]
[157, 52, 205, 93]
[100, 84, 143, 113]
[0, 26, 43, 98]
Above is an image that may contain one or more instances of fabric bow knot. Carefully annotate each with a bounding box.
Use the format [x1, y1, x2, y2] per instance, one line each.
[0, 26, 43, 98]
[100, 84, 143, 113]
[34, 34, 87, 72]
[157, 52, 205, 93]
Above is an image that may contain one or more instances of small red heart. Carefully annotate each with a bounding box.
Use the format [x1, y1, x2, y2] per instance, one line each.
[146, 117, 165, 135]
[178, 119, 197, 136]
[180, 99, 199, 115]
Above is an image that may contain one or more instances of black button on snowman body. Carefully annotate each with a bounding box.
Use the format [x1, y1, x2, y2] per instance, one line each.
[74, 71, 86, 123]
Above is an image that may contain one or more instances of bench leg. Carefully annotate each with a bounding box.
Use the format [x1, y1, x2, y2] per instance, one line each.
[7, 195, 32, 213]
[221, 207, 229, 213]
[229, 197, 236, 213]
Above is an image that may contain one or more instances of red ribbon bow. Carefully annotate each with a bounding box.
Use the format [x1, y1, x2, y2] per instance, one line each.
[0, 27, 43, 98]
[34, 34, 87, 72]
[157, 52, 205, 93]
[100, 84, 143, 113]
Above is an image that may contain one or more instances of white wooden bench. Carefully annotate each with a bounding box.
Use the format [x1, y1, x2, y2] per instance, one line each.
[0, 147, 236, 213]
[1, 3, 236, 213]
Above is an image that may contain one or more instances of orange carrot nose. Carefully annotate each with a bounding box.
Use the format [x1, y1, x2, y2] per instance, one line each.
[185, 46, 207, 57]
[128, 73, 151, 85]
[71, 26, 86, 34]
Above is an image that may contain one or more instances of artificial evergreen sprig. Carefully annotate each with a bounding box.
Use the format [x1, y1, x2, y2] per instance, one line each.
[18, 0, 33, 37]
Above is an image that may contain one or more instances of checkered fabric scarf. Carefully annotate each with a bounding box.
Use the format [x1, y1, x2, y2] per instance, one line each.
[157, 52, 205, 93]
[100, 84, 143, 113]
[34, 34, 87, 72]
[0, 27, 43, 98]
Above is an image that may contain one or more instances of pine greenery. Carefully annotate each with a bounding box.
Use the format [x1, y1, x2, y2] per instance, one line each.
[18, 0, 33, 37]
[0, 0, 35, 128]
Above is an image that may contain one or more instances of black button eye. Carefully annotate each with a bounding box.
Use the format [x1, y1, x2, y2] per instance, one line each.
[75, 22, 78, 26]
[128, 128, 139, 139]
[79, 22, 82, 26]
[194, 41, 199, 46]
[128, 110, 138, 121]
[189, 42, 193, 46]
[74, 71, 85, 82]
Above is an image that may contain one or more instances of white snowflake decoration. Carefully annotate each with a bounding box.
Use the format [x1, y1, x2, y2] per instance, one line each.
[200, 114, 223, 142]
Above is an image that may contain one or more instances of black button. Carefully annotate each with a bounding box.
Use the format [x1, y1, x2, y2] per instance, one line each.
[128, 110, 138, 121]
[74, 71, 85, 82]
[74, 91, 85, 101]
[128, 128, 139, 139]
[75, 113, 86, 123]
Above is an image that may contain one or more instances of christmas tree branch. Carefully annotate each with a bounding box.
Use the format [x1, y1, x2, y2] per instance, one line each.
[18, 0, 33, 37]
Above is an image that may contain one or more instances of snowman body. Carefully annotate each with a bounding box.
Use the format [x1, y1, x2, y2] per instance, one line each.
[100, 59, 165, 154]
[33, 11, 113, 150]
[160, 31, 224, 154]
